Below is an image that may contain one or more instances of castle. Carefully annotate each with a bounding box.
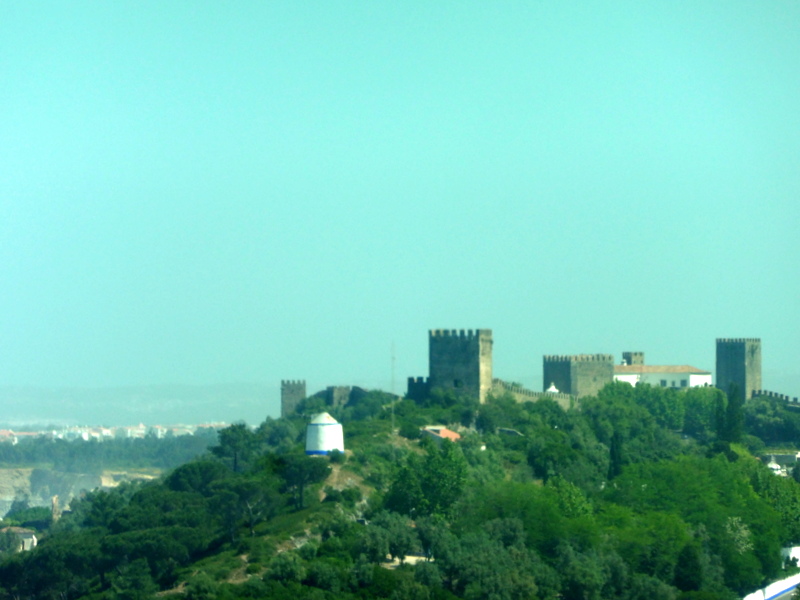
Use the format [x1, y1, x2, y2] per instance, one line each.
[282, 331, 793, 416]
[406, 330, 774, 405]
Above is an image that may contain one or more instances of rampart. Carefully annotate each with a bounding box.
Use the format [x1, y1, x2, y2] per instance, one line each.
[716, 338, 762, 400]
[281, 380, 306, 418]
[543, 354, 614, 398]
[753, 390, 799, 404]
[491, 379, 574, 410]
[312, 386, 369, 409]
[406, 376, 430, 401]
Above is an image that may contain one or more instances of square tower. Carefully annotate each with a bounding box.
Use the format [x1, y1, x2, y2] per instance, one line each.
[543, 354, 614, 398]
[428, 329, 493, 403]
[622, 351, 645, 366]
[716, 338, 762, 400]
[281, 380, 306, 417]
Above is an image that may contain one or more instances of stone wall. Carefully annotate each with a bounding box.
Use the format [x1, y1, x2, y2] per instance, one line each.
[543, 354, 614, 398]
[491, 379, 574, 410]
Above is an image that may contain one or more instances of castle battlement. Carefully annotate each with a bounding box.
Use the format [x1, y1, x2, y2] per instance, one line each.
[493, 379, 572, 400]
[716, 338, 761, 344]
[543, 354, 614, 363]
[407, 376, 429, 384]
[492, 379, 574, 410]
[281, 379, 306, 386]
[429, 328, 492, 339]
[753, 390, 798, 403]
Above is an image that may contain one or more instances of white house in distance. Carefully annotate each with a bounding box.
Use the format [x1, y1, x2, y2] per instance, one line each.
[613, 352, 712, 389]
[305, 412, 345, 456]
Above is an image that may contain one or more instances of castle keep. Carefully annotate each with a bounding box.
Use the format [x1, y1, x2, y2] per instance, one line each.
[543, 354, 615, 398]
[408, 329, 493, 403]
[716, 338, 762, 400]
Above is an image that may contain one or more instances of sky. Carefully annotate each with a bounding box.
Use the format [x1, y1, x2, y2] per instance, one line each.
[1, 2, 798, 424]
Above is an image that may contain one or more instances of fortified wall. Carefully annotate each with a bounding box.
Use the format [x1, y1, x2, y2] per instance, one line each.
[543, 354, 614, 398]
[491, 379, 574, 410]
[752, 390, 799, 404]
[314, 386, 368, 409]
[716, 338, 762, 400]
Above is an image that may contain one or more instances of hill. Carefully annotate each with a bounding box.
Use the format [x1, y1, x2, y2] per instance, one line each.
[2, 384, 800, 600]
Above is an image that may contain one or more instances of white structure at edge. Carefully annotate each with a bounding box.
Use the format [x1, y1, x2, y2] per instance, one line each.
[305, 412, 344, 456]
[613, 365, 712, 389]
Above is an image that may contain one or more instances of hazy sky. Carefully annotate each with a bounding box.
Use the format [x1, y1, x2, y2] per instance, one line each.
[2, 2, 798, 419]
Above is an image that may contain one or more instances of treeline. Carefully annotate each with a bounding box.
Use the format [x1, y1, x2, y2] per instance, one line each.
[0, 430, 218, 472]
[2, 384, 800, 600]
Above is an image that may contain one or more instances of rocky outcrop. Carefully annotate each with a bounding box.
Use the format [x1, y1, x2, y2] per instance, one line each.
[0, 468, 103, 517]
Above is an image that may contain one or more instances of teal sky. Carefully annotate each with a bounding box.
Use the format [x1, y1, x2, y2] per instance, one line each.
[1, 2, 798, 419]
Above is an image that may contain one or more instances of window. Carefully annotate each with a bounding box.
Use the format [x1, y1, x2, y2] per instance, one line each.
[660, 380, 667, 387]
[681, 379, 688, 387]
[453, 379, 463, 388]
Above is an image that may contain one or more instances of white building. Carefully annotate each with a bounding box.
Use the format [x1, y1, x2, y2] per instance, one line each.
[305, 412, 345, 456]
[614, 364, 712, 389]
[613, 352, 711, 389]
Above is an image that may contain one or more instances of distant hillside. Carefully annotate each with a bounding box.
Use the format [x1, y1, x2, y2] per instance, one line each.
[0, 383, 275, 427]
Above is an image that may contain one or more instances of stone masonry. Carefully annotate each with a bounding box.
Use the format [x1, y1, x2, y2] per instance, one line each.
[716, 338, 762, 400]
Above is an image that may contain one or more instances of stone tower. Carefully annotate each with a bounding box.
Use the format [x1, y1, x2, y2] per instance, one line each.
[428, 329, 493, 403]
[281, 380, 306, 417]
[716, 338, 761, 400]
[542, 354, 614, 398]
[622, 351, 645, 366]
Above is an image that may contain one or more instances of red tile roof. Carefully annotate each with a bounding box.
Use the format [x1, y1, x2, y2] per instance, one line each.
[423, 427, 461, 442]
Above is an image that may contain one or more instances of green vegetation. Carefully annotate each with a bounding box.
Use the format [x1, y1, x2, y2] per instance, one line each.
[2, 383, 800, 599]
[0, 429, 218, 472]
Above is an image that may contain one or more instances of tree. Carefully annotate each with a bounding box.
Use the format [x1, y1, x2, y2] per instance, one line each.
[211, 422, 258, 473]
[108, 558, 158, 600]
[357, 525, 391, 563]
[674, 542, 704, 591]
[274, 453, 330, 509]
[723, 385, 745, 444]
[384, 440, 468, 517]
[608, 431, 624, 480]
[372, 511, 418, 563]
[165, 460, 231, 496]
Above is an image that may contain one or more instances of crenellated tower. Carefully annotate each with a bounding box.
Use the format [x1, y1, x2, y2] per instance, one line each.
[427, 329, 493, 403]
[542, 354, 614, 398]
[716, 338, 761, 400]
[281, 380, 306, 417]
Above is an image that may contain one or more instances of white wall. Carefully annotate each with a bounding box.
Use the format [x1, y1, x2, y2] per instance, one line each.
[613, 371, 712, 389]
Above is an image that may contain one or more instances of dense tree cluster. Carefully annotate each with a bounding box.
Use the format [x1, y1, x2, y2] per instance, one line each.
[0, 429, 218, 472]
[2, 383, 800, 600]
